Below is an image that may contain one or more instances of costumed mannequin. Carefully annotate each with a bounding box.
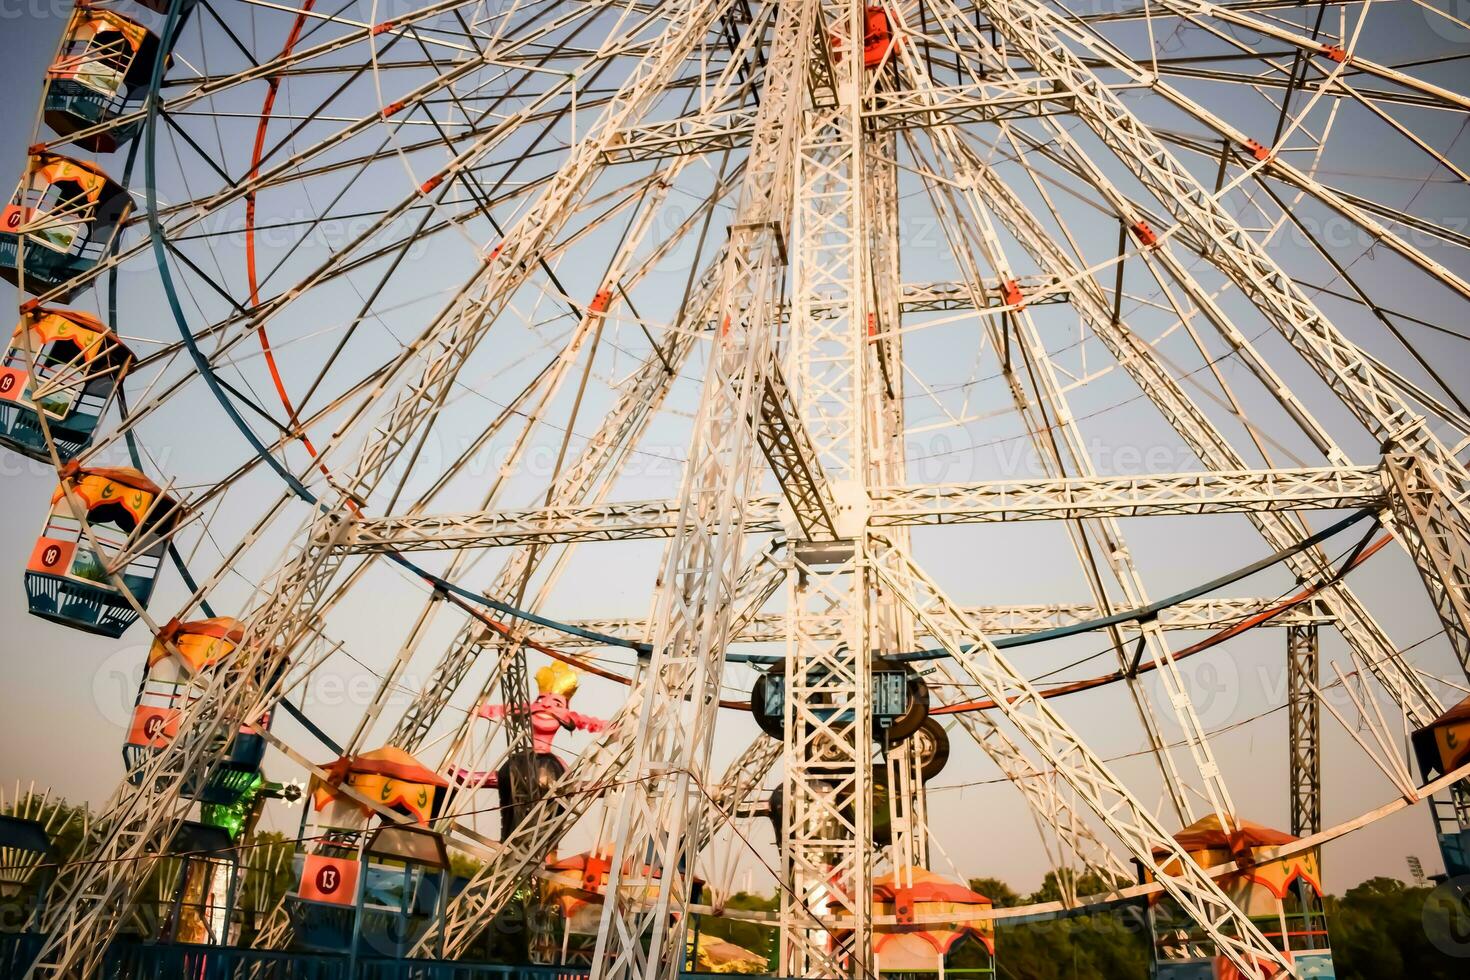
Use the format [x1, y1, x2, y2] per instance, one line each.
[454, 661, 607, 836]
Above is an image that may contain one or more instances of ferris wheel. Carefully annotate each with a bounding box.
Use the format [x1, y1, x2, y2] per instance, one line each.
[2, 0, 1470, 978]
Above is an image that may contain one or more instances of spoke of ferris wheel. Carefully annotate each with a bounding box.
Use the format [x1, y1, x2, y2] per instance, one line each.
[344, 164, 712, 759]
[940, 103, 1442, 729]
[1029, 5, 1470, 303]
[971, 0, 1470, 689]
[382, 195, 741, 759]
[869, 540, 1295, 979]
[1151, 0, 1470, 111]
[906, 133, 1200, 827]
[986, 122, 1470, 429]
[1074, 0, 1374, 24]
[1127, 71, 1455, 114]
[419, 546, 786, 958]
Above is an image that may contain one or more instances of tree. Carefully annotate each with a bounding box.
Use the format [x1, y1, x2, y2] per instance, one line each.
[1329, 876, 1467, 980]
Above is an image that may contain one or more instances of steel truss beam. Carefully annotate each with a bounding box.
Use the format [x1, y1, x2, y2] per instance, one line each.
[780, 277, 1069, 322]
[1287, 625, 1322, 838]
[777, 0, 872, 972]
[759, 363, 841, 539]
[1383, 453, 1470, 680]
[895, 276, 1068, 313]
[512, 596, 1336, 647]
[341, 464, 1382, 550]
[868, 538, 1295, 979]
[601, 77, 1073, 163]
[586, 2, 814, 976]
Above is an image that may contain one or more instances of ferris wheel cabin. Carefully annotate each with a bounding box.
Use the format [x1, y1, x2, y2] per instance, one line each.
[125, 618, 276, 803]
[1148, 816, 1335, 979]
[1411, 696, 1470, 886]
[290, 748, 451, 954]
[0, 153, 130, 299]
[25, 464, 178, 637]
[0, 307, 132, 461]
[43, 7, 162, 153]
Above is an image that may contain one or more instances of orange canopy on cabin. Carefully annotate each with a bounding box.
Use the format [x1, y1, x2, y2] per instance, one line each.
[1152, 814, 1323, 906]
[312, 745, 449, 825]
[30, 154, 118, 204]
[873, 867, 990, 906]
[61, 8, 151, 54]
[50, 466, 175, 530]
[851, 868, 996, 963]
[1159, 814, 1296, 858]
[146, 616, 246, 672]
[12, 309, 128, 364]
[1413, 693, 1470, 780]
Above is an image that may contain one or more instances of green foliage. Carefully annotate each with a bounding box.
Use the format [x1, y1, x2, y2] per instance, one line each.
[964, 875, 1149, 980]
[967, 877, 1021, 908]
[1328, 876, 1467, 980]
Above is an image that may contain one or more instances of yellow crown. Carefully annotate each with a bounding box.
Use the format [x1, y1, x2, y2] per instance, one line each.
[535, 661, 580, 699]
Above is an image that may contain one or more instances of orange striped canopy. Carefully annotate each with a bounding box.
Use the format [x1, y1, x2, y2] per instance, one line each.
[11, 309, 127, 364]
[146, 617, 246, 673]
[312, 746, 449, 825]
[1152, 814, 1323, 908]
[51, 466, 174, 530]
[29, 154, 117, 204]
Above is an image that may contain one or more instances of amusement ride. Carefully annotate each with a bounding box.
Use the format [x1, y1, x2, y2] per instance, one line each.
[1, 0, 1469, 978]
